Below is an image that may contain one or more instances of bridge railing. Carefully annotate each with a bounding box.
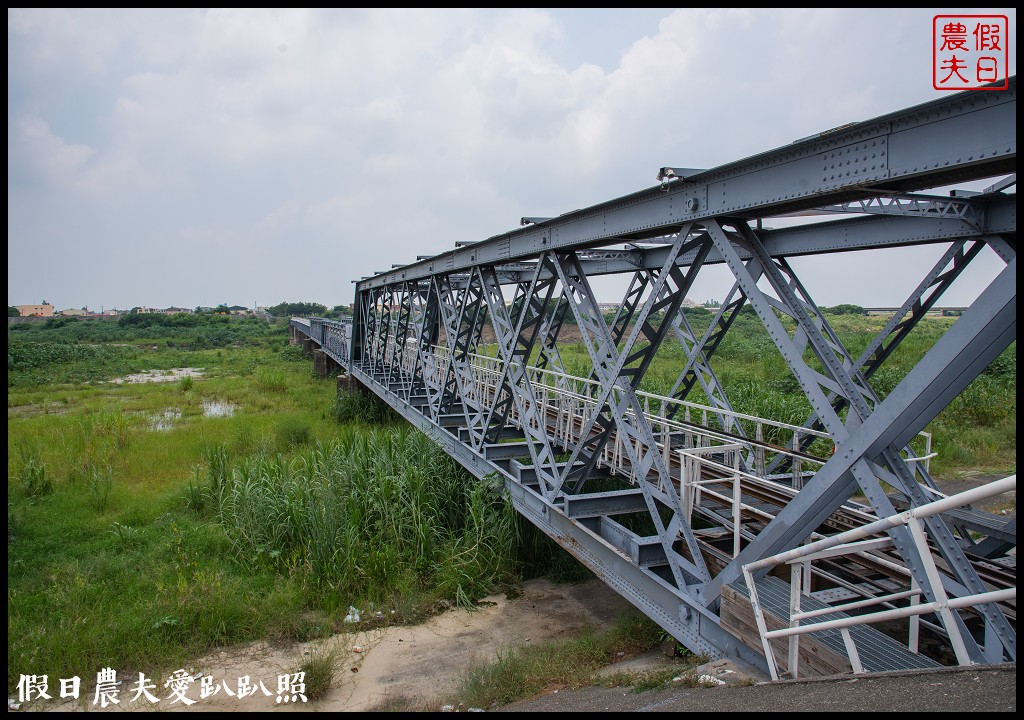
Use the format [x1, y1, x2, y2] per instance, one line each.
[398, 342, 938, 490]
[742, 475, 1017, 681]
[304, 317, 353, 364]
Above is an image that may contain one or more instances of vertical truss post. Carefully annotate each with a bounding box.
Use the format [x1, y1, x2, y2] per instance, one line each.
[360, 287, 379, 372]
[551, 235, 713, 590]
[350, 288, 369, 365]
[436, 274, 487, 425]
[419, 278, 447, 420]
[386, 282, 414, 390]
[477, 263, 563, 497]
[368, 286, 393, 376]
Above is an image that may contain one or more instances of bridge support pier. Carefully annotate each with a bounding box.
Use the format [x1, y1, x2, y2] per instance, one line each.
[301, 338, 314, 358]
[337, 371, 365, 394]
[313, 348, 341, 379]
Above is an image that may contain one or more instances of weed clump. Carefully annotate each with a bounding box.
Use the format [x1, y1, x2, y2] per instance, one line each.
[20, 456, 53, 497]
[276, 416, 312, 449]
[299, 642, 340, 700]
[331, 390, 393, 424]
[255, 367, 288, 394]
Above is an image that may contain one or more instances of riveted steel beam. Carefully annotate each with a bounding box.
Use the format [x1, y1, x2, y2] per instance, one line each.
[704, 219, 1016, 660]
[359, 82, 1015, 291]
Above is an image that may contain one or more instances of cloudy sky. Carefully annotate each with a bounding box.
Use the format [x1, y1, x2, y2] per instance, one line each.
[7, 8, 1017, 312]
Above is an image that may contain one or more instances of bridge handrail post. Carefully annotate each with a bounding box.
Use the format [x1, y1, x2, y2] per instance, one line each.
[743, 476, 1016, 680]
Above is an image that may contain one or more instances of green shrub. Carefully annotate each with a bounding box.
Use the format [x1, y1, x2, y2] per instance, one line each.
[331, 390, 393, 424]
[255, 367, 288, 394]
[276, 417, 312, 449]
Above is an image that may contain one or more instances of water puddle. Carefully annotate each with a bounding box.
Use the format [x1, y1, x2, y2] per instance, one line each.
[203, 400, 237, 418]
[150, 409, 182, 431]
[110, 368, 204, 384]
[7, 402, 68, 418]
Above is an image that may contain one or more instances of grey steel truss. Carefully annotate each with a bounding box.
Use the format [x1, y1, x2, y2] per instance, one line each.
[292, 79, 1017, 676]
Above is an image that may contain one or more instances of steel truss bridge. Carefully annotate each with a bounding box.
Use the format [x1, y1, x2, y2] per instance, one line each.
[292, 80, 1016, 679]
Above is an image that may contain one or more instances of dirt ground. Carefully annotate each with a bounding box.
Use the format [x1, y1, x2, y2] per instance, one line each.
[38, 577, 636, 713]
[932, 471, 1016, 516]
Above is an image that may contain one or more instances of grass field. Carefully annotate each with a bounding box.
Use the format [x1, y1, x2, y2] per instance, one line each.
[8, 318, 571, 690]
[7, 311, 1015, 695]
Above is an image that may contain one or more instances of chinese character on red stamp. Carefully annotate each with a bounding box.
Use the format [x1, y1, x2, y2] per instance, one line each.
[933, 15, 1009, 90]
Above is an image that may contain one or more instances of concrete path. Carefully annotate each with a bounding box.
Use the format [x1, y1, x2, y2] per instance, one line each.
[496, 663, 1016, 713]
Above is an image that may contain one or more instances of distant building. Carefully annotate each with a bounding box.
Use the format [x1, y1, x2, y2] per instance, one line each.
[226, 305, 249, 315]
[16, 304, 54, 317]
[59, 307, 88, 316]
[161, 307, 192, 314]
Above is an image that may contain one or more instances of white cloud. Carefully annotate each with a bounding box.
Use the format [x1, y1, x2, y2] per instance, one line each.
[6, 8, 1017, 310]
[14, 114, 97, 188]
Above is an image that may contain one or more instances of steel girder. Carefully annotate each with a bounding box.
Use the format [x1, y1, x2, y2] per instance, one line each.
[812, 193, 986, 226]
[297, 82, 1016, 673]
[384, 192, 1014, 288]
[359, 80, 1015, 292]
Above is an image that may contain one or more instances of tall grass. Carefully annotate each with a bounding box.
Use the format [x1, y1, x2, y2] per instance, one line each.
[14, 443, 53, 497]
[198, 427, 521, 613]
[331, 390, 395, 424]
